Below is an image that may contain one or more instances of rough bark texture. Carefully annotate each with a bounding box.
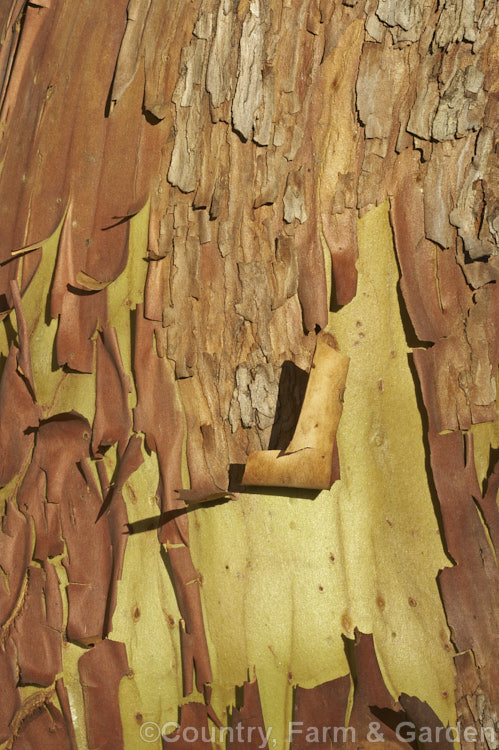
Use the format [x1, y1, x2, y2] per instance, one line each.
[0, 0, 497, 748]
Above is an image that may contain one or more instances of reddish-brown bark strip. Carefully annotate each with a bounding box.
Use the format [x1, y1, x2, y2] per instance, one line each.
[425, 429, 498, 703]
[0, 344, 40, 487]
[453, 650, 494, 750]
[99, 434, 144, 514]
[78, 639, 130, 750]
[398, 694, 453, 750]
[346, 632, 404, 748]
[227, 678, 269, 749]
[162, 702, 220, 749]
[291, 675, 350, 750]
[18, 414, 113, 645]
[0, 277, 41, 487]
[0, 0, 61, 259]
[133, 305, 187, 543]
[78, 221, 130, 292]
[55, 679, 78, 750]
[0, 640, 21, 743]
[0, 1, 25, 112]
[326, 210, 359, 308]
[390, 153, 453, 343]
[11, 701, 73, 750]
[99, 437, 142, 634]
[12, 563, 62, 687]
[9, 279, 35, 396]
[55, 289, 107, 374]
[92, 326, 132, 458]
[169, 546, 213, 699]
[133, 305, 213, 697]
[0, 500, 32, 634]
[294, 141, 328, 332]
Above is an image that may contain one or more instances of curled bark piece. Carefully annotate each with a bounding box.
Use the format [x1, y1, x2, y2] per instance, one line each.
[242, 332, 349, 489]
[176, 488, 234, 504]
[78, 639, 129, 750]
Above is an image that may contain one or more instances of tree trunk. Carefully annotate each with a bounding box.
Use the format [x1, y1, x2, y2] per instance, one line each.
[0, 1, 497, 748]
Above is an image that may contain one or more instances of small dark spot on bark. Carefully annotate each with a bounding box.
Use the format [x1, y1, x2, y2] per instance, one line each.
[408, 598, 417, 607]
[135, 713, 143, 724]
[132, 605, 141, 621]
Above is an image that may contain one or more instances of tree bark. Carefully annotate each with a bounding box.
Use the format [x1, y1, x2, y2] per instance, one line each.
[0, 0, 497, 748]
